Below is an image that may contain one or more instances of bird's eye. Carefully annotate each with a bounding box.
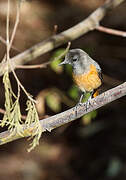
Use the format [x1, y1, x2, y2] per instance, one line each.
[72, 56, 78, 62]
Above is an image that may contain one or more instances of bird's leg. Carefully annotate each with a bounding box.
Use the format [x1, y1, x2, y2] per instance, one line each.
[85, 91, 94, 111]
[74, 92, 85, 116]
[74, 90, 96, 115]
[78, 92, 84, 105]
[90, 90, 94, 99]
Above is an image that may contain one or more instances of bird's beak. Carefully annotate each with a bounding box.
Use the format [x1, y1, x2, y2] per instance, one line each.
[59, 59, 70, 66]
[59, 62, 65, 66]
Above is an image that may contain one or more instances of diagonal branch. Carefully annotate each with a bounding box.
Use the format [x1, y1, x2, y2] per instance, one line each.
[0, 82, 126, 146]
[0, 0, 125, 76]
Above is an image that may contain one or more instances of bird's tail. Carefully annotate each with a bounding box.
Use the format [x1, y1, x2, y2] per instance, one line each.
[93, 90, 99, 98]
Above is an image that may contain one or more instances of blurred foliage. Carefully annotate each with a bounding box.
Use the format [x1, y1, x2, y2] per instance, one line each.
[65, 64, 72, 76]
[46, 92, 61, 113]
[82, 110, 97, 125]
[68, 85, 79, 100]
[50, 48, 65, 74]
[106, 157, 122, 178]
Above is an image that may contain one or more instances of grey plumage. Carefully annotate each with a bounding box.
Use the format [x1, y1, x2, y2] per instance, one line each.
[64, 49, 101, 75]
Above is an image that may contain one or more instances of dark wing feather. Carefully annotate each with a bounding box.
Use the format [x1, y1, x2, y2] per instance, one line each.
[97, 69, 103, 82]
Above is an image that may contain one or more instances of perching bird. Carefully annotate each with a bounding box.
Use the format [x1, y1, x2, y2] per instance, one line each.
[59, 49, 102, 110]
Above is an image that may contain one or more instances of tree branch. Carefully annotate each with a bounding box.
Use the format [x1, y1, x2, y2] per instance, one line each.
[0, 0, 125, 76]
[0, 82, 126, 146]
[15, 61, 50, 69]
[96, 25, 126, 37]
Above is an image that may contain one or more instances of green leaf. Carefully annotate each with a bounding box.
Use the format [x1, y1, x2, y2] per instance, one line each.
[50, 49, 65, 74]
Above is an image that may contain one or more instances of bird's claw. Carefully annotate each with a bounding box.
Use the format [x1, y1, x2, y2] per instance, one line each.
[74, 98, 93, 116]
[73, 102, 84, 116]
[85, 100, 91, 111]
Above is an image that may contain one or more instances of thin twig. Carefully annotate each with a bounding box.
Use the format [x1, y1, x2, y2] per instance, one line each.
[6, 0, 36, 103]
[15, 42, 71, 69]
[0, 0, 125, 76]
[0, 82, 125, 145]
[0, 107, 26, 120]
[0, 107, 48, 120]
[0, 36, 20, 52]
[53, 41, 71, 61]
[0, 36, 8, 45]
[9, 0, 20, 50]
[16, 62, 50, 69]
[96, 25, 126, 37]
[0, 108, 6, 115]
[53, 25, 58, 35]
[10, 63, 36, 102]
[6, 0, 10, 67]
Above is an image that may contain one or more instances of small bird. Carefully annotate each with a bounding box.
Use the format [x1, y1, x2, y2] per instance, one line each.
[59, 49, 102, 110]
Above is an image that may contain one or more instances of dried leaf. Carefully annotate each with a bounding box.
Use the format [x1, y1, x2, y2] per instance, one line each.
[26, 100, 42, 152]
[1, 72, 23, 135]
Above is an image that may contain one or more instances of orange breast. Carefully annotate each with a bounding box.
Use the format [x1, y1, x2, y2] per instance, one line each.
[72, 64, 102, 92]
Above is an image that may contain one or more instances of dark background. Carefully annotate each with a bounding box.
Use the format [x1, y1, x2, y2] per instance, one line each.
[0, 0, 126, 179]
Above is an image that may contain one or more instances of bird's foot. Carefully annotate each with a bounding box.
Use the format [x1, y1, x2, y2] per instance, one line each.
[73, 102, 84, 116]
[73, 96, 94, 116]
[84, 100, 91, 111]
